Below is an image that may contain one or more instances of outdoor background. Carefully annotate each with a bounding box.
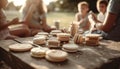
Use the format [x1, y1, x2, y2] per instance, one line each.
[5, 0, 102, 29]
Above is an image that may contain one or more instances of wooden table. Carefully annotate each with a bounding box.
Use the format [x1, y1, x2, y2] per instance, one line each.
[0, 37, 120, 69]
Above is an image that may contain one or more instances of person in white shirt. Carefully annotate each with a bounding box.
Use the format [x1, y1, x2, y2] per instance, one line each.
[97, 0, 108, 22]
[75, 1, 91, 32]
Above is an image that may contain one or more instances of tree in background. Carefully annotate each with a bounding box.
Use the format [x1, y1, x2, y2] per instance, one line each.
[5, 2, 21, 11]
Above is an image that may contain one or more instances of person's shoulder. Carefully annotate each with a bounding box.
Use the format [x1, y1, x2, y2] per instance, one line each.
[75, 12, 81, 17]
[0, 10, 3, 15]
[108, 0, 120, 12]
[0, 10, 4, 18]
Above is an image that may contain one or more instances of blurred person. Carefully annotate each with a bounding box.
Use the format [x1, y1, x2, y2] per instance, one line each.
[90, 0, 120, 41]
[98, 0, 120, 41]
[97, 0, 108, 22]
[83, 0, 108, 34]
[21, 0, 53, 35]
[75, 1, 90, 32]
[0, 0, 30, 40]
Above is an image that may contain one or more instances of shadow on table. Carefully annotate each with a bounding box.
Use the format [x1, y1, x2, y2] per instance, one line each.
[98, 57, 120, 69]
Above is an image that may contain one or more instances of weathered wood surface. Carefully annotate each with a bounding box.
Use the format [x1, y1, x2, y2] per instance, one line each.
[0, 38, 120, 69]
[0, 40, 19, 69]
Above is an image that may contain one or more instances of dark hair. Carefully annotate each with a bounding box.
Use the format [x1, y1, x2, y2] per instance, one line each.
[97, 0, 108, 6]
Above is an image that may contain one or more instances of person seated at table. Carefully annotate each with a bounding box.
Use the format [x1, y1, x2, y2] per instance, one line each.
[88, 0, 108, 32]
[0, 0, 30, 40]
[20, 0, 53, 35]
[96, 0, 120, 41]
[74, 1, 91, 32]
[97, 0, 108, 23]
[74, 1, 99, 33]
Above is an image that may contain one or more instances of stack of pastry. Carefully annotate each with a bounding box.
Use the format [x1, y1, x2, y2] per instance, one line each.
[34, 35, 48, 40]
[47, 39, 60, 48]
[57, 33, 71, 42]
[50, 30, 62, 36]
[85, 34, 101, 46]
[70, 22, 79, 37]
[37, 32, 49, 36]
[73, 33, 84, 44]
[33, 35, 46, 45]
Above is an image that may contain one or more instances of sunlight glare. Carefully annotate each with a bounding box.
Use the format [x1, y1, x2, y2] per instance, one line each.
[8, 0, 25, 6]
[8, 0, 57, 6]
[44, 0, 57, 5]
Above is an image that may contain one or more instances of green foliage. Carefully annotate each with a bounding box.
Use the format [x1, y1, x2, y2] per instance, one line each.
[47, 12, 75, 28]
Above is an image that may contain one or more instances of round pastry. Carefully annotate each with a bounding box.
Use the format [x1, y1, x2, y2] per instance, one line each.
[30, 47, 49, 58]
[62, 44, 79, 52]
[57, 33, 70, 42]
[70, 23, 79, 37]
[34, 35, 48, 40]
[37, 32, 49, 36]
[50, 30, 62, 36]
[85, 34, 101, 40]
[47, 40, 60, 48]
[9, 44, 33, 52]
[45, 50, 68, 62]
[33, 36, 46, 45]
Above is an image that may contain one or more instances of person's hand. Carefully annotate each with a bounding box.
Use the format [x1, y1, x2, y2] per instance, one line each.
[9, 18, 19, 25]
[43, 25, 52, 33]
[88, 14, 96, 27]
[92, 28, 97, 31]
[96, 23, 103, 30]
